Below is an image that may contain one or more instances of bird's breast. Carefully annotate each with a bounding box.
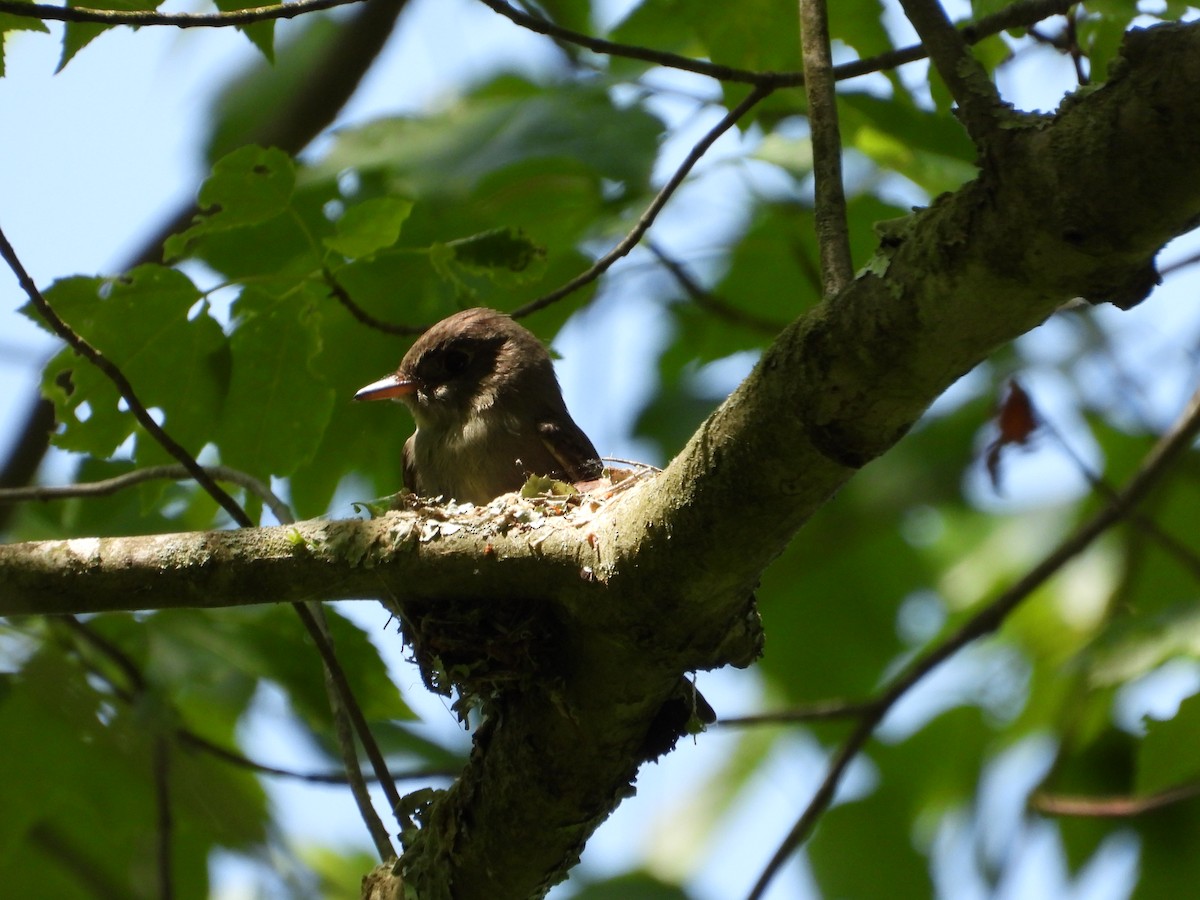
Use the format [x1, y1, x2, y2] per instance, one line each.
[409, 408, 561, 505]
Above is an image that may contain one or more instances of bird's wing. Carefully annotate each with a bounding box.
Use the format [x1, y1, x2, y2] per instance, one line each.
[537, 419, 603, 482]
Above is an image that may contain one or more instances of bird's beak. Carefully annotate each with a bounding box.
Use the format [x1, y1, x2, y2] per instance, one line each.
[354, 373, 417, 402]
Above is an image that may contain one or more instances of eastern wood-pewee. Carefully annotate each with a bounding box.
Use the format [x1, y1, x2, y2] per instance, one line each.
[355, 307, 603, 504]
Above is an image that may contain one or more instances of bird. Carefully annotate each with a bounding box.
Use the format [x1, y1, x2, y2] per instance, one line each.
[355, 306, 713, 755]
[354, 307, 603, 504]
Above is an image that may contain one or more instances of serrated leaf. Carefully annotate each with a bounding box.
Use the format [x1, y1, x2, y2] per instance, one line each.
[21, 267, 227, 462]
[324, 196, 413, 259]
[0, 5, 50, 77]
[165, 145, 296, 261]
[58, 0, 153, 72]
[213, 0, 276, 60]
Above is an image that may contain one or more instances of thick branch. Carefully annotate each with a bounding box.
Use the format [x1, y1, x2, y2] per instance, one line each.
[626, 21, 1200, 630]
[898, 0, 1008, 142]
[4, 20, 1200, 900]
[0, 493, 749, 899]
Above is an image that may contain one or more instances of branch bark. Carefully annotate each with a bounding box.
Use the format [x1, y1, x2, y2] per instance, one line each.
[799, 0, 854, 296]
[3, 20, 1200, 900]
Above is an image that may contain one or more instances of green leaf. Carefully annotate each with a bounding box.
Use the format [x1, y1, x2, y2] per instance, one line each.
[0, 3, 50, 78]
[23, 267, 227, 463]
[214, 285, 336, 478]
[305, 76, 662, 201]
[0, 645, 266, 900]
[428, 227, 548, 293]
[1138, 692, 1200, 795]
[570, 870, 692, 899]
[59, 0, 153, 72]
[165, 145, 296, 261]
[446, 227, 544, 274]
[324, 197, 414, 259]
[840, 92, 978, 197]
[215, 0, 276, 61]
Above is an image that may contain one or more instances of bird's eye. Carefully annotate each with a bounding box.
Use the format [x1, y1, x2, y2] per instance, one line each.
[441, 348, 471, 377]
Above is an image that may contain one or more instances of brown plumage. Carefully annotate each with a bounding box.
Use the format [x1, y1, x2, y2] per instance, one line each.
[355, 307, 714, 756]
[355, 308, 602, 504]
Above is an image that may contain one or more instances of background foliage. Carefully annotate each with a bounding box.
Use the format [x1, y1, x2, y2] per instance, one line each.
[3, 1, 1200, 897]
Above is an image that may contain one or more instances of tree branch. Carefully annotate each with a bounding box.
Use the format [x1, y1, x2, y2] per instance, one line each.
[1032, 782, 1200, 817]
[897, 0, 1009, 143]
[511, 84, 775, 318]
[4, 20, 1200, 898]
[645, 241, 785, 334]
[719, 699, 874, 726]
[0, 463, 293, 525]
[0, 225, 251, 526]
[0, 0, 363, 28]
[748, 381, 1200, 899]
[627, 20, 1200, 613]
[799, 0, 853, 296]
[0, 226, 405, 853]
[476, 0, 1076, 89]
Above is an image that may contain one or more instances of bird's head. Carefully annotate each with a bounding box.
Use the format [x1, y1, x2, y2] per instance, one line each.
[354, 308, 557, 430]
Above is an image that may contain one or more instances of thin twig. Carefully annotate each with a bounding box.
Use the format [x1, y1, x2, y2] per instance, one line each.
[1160, 247, 1200, 278]
[601, 456, 663, 472]
[56, 617, 451, 788]
[176, 730, 456, 784]
[0, 0, 363, 28]
[57, 615, 146, 695]
[323, 626, 398, 859]
[324, 268, 425, 336]
[0, 225, 403, 855]
[479, 0, 1075, 90]
[719, 699, 876, 727]
[645, 241, 784, 335]
[799, 0, 853, 296]
[747, 384, 1200, 900]
[897, 0, 1008, 144]
[0, 224, 250, 526]
[511, 84, 775, 318]
[1038, 416, 1200, 583]
[477, 0, 781, 86]
[0, 463, 293, 524]
[293, 602, 405, 824]
[1032, 782, 1200, 818]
